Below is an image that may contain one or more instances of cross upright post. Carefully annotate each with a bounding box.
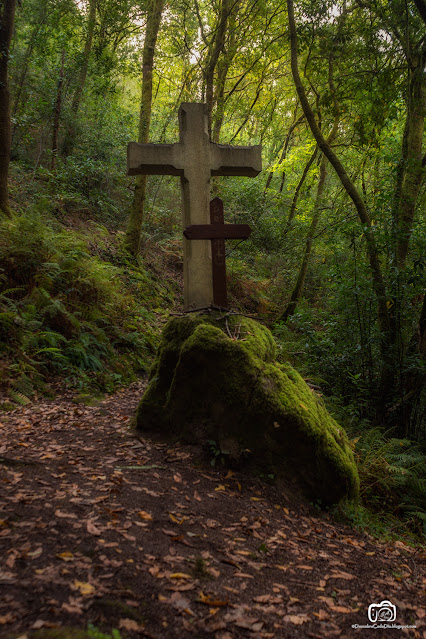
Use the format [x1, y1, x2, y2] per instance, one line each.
[127, 103, 261, 309]
[183, 197, 251, 308]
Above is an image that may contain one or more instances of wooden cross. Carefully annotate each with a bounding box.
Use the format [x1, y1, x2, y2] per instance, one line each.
[127, 102, 261, 309]
[183, 197, 251, 308]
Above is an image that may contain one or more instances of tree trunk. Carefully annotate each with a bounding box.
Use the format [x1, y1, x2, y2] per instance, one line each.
[279, 103, 339, 323]
[286, 145, 318, 226]
[0, 0, 16, 218]
[124, 0, 165, 259]
[51, 49, 65, 171]
[264, 113, 304, 193]
[204, 0, 230, 137]
[11, 1, 47, 132]
[286, 0, 391, 357]
[394, 54, 425, 271]
[62, 0, 96, 157]
[279, 155, 327, 323]
[211, 0, 239, 144]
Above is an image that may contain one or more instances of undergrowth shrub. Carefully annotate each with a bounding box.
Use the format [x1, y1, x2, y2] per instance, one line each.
[273, 320, 426, 541]
[352, 429, 426, 537]
[0, 210, 170, 402]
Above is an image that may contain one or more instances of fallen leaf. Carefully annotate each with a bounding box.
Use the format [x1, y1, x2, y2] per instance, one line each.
[86, 520, 101, 536]
[119, 619, 144, 631]
[169, 592, 192, 612]
[197, 592, 229, 607]
[329, 570, 356, 581]
[73, 581, 95, 596]
[0, 613, 15, 624]
[31, 621, 57, 629]
[253, 595, 283, 604]
[169, 513, 186, 525]
[332, 605, 357, 613]
[57, 552, 74, 562]
[313, 609, 330, 620]
[138, 511, 153, 521]
[55, 510, 77, 519]
[62, 602, 83, 614]
[284, 614, 310, 624]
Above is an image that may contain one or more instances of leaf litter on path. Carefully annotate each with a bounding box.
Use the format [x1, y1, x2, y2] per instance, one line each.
[0, 379, 424, 638]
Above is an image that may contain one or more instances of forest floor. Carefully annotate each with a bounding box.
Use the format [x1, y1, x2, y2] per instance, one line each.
[0, 382, 424, 639]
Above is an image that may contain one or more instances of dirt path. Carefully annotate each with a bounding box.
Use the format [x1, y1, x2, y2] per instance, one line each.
[0, 382, 424, 639]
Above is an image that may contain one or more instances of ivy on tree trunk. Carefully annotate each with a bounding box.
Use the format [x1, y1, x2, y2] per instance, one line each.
[0, 0, 16, 218]
[124, 0, 165, 259]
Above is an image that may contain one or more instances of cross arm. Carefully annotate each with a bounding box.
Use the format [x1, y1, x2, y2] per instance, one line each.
[183, 224, 251, 240]
[210, 144, 262, 177]
[127, 142, 185, 176]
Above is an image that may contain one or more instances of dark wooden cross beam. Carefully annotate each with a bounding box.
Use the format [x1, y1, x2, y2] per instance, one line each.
[183, 197, 251, 308]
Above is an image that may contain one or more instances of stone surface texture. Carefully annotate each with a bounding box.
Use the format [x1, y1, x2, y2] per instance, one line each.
[135, 313, 359, 505]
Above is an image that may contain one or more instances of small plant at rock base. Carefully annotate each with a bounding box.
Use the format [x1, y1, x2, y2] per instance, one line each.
[87, 623, 121, 639]
[191, 556, 211, 579]
[207, 440, 230, 467]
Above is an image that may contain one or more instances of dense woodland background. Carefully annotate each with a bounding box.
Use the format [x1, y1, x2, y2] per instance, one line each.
[0, 0, 425, 539]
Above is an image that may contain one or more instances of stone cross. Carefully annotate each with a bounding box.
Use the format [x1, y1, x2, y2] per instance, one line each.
[127, 102, 261, 309]
[184, 197, 251, 308]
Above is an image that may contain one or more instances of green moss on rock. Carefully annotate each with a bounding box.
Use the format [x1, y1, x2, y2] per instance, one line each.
[136, 313, 359, 505]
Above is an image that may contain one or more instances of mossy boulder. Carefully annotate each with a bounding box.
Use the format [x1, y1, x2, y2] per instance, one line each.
[135, 313, 359, 505]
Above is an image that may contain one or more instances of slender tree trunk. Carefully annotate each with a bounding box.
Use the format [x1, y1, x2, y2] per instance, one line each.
[394, 54, 425, 271]
[286, 145, 318, 226]
[264, 113, 304, 193]
[279, 104, 339, 323]
[211, 1, 239, 143]
[279, 155, 327, 323]
[62, 0, 96, 157]
[51, 49, 65, 171]
[124, 0, 165, 258]
[286, 0, 391, 356]
[0, 0, 16, 218]
[11, 3, 47, 133]
[204, 0, 230, 136]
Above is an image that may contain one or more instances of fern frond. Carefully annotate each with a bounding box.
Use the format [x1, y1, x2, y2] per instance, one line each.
[9, 390, 31, 406]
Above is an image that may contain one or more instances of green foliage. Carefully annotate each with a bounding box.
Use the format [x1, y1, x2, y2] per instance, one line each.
[33, 625, 122, 639]
[207, 439, 230, 467]
[0, 207, 172, 400]
[87, 623, 121, 639]
[353, 430, 426, 537]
